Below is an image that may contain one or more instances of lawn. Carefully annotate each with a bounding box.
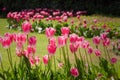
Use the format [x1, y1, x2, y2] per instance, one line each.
[0, 15, 120, 74]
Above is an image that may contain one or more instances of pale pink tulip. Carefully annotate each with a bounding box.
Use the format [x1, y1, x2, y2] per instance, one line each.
[58, 36, 67, 47]
[70, 67, 79, 77]
[35, 56, 40, 65]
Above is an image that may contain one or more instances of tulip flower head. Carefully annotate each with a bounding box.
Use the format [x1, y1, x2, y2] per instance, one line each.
[45, 27, 56, 39]
[93, 36, 101, 45]
[22, 21, 32, 34]
[58, 36, 67, 48]
[28, 36, 36, 46]
[61, 27, 70, 37]
[43, 55, 49, 65]
[70, 67, 79, 77]
[94, 49, 101, 57]
[111, 57, 117, 64]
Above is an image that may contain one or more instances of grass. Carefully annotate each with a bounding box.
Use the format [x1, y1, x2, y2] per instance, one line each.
[0, 15, 120, 75]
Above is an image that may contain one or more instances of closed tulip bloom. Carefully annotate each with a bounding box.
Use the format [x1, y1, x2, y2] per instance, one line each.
[4, 33, 13, 42]
[1, 36, 11, 49]
[47, 43, 57, 55]
[94, 49, 101, 57]
[100, 32, 108, 40]
[27, 45, 36, 55]
[15, 33, 26, 44]
[70, 43, 79, 53]
[28, 36, 36, 46]
[43, 55, 49, 65]
[70, 33, 78, 43]
[88, 47, 93, 54]
[93, 36, 101, 45]
[58, 36, 67, 47]
[16, 48, 23, 57]
[70, 67, 79, 77]
[102, 38, 110, 46]
[22, 21, 32, 34]
[61, 27, 70, 37]
[49, 37, 56, 45]
[35, 56, 40, 65]
[81, 41, 89, 49]
[111, 57, 117, 64]
[45, 27, 56, 38]
[29, 56, 35, 65]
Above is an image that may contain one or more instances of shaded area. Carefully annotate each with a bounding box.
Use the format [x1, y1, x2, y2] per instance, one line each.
[0, 0, 120, 17]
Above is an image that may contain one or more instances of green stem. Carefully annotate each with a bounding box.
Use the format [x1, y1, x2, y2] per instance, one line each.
[54, 55, 56, 73]
[62, 47, 67, 64]
[84, 49, 89, 65]
[59, 48, 61, 61]
[104, 47, 108, 60]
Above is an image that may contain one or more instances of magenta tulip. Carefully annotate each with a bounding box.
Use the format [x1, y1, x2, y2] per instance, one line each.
[22, 21, 32, 34]
[111, 57, 117, 64]
[28, 36, 36, 46]
[47, 43, 57, 55]
[70, 43, 79, 53]
[45, 27, 56, 38]
[70, 67, 79, 77]
[70, 33, 78, 43]
[94, 49, 101, 57]
[43, 55, 49, 65]
[93, 36, 101, 45]
[1, 36, 11, 49]
[88, 47, 93, 54]
[61, 27, 70, 37]
[102, 38, 110, 46]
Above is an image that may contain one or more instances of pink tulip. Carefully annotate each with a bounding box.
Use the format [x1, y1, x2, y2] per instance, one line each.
[27, 45, 36, 55]
[61, 27, 70, 37]
[93, 36, 101, 45]
[29, 56, 35, 65]
[43, 55, 49, 65]
[70, 67, 79, 77]
[94, 49, 101, 57]
[83, 19, 87, 24]
[47, 43, 57, 55]
[58, 36, 67, 47]
[49, 37, 56, 45]
[28, 36, 36, 46]
[16, 48, 23, 57]
[1, 36, 11, 49]
[23, 50, 29, 58]
[70, 43, 79, 53]
[111, 57, 117, 64]
[22, 21, 32, 34]
[88, 47, 93, 54]
[100, 32, 108, 40]
[93, 19, 97, 23]
[63, 16, 68, 22]
[102, 38, 110, 46]
[14, 33, 26, 44]
[70, 33, 78, 43]
[81, 41, 89, 49]
[45, 27, 56, 38]
[35, 56, 40, 65]
[4, 33, 13, 42]
[58, 63, 64, 68]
